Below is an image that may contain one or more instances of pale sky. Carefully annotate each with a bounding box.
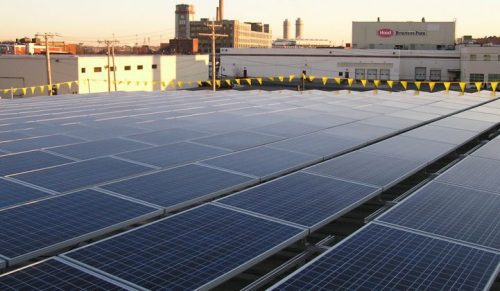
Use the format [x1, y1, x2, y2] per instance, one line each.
[2, 0, 499, 45]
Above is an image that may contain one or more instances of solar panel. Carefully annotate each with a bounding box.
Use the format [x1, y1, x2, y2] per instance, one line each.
[454, 111, 500, 123]
[432, 116, 495, 132]
[361, 136, 457, 164]
[11, 157, 152, 193]
[378, 182, 500, 250]
[402, 125, 478, 145]
[218, 172, 380, 230]
[250, 121, 324, 138]
[193, 131, 284, 151]
[101, 164, 256, 211]
[358, 115, 421, 130]
[436, 156, 500, 194]
[62, 204, 307, 290]
[295, 114, 356, 127]
[126, 128, 209, 145]
[472, 140, 500, 161]
[117, 142, 230, 168]
[0, 178, 53, 210]
[272, 224, 499, 291]
[305, 151, 425, 189]
[67, 126, 148, 141]
[0, 151, 73, 176]
[0, 258, 129, 290]
[0, 135, 85, 153]
[0, 189, 161, 266]
[269, 132, 363, 159]
[47, 138, 151, 160]
[0, 131, 28, 142]
[388, 110, 441, 121]
[200, 147, 320, 181]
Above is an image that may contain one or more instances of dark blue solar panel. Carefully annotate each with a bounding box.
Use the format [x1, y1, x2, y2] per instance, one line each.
[201, 147, 320, 180]
[68, 126, 147, 141]
[269, 133, 363, 158]
[193, 131, 284, 151]
[402, 125, 478, 145]
[219, 172, 380, 229]
[12, 157, 152, 193]
[0, 189, 160, 265]
[0, 131, 28, 142]
[0, 151, 73, 176]
[437, 156, 500, 195]
[378, 182, 500, 250]
[250, 121, 324, 138]
[118, 142, 229, 168]
[0, 259, 127, 290]
[272, 224, 499, 291]
[102, 164, 256, 210]
[361, 136, 457, 163]
[306, 151, 425, 189]
[0, 178, 53, 209]
[0, 135, 85, 153]
[48, 138, 151, 160]
[127, 128, 209, 145]
[64, 204, 306, 290]
[472, 140, 500, 161]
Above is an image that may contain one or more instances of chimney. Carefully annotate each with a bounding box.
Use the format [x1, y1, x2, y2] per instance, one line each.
[219, 0, 224, 20]
[216, 7, 220, 21]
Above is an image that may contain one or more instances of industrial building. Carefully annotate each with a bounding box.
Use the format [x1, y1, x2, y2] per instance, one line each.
[0, 54, 208, 97]
[352, 19, 456, 50]
[168, 2, 272, 54]
[220, 46, 500, 83]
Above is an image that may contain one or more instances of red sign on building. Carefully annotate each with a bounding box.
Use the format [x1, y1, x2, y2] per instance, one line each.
[377, 28, 395, 38]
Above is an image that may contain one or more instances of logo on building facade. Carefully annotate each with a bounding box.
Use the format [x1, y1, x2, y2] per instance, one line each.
[377, 29, 395, 38]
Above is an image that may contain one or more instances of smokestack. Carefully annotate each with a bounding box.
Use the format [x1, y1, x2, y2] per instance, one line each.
[219, 0, 224, 20]
[216, 7, 220, 21]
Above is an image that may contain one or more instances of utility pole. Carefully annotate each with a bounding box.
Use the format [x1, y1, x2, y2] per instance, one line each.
[98, 39, 119, 92]
[36, 33, 58, 96]
[199, 20, 228, 92]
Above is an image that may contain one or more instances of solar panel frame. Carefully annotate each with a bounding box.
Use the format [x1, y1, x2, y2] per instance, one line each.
[10, 157, 154, 193]
[436, 156, 500, 195]
[100, 164, 258, 211]
[216, 172, 381, 231]
[0, 134, 86, 153]
[0, 258, 133, 290]
[0, 151, 74, 176]
[271, 223, 500, 291]
[200, 147, 322, 181]
[377, 182, 500, 251]
[0, 259, 5, 270]
[61, 204, 307, 290]
[305, 151, 427, 190]
[0, 189, 162, 267]
[0, 178, 54, 210]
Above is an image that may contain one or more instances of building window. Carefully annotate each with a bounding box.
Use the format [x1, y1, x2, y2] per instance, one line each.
[152, 64, 158, 69]
[94, 67, 102, 73]
[470, 54, 477, 61]
[81, 68, 86, 74]
[470, 74, 485, 82]
[430, 69, 442, 81]
[109, 66, 116, 72]
[137, 65, 143, 70]
[124, 66, 131, 71]
[488, 74, 500, 82]
[484, 55, 491, 61]
[498, 55, 500, 61]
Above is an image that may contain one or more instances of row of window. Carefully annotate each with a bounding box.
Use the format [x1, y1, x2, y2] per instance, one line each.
[81, 64, 158, 74]
[470, 74, 500, 82]
[469, 54, 500, 61]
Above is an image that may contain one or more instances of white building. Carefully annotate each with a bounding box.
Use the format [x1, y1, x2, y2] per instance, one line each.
[352, 20, 456, 50]
[0, 55, 209, 97]
[220, 46, 500, 83]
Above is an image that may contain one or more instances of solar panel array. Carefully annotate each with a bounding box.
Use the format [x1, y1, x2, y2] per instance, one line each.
[1, 89, 499, 289]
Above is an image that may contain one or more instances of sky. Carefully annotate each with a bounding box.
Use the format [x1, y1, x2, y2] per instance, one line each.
[2, 0, 499, 45]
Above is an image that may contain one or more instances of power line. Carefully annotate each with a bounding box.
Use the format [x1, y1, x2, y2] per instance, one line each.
[199, 21, 228, 92]
[98, 39, 120, 92]
[35, 32, 59, 96]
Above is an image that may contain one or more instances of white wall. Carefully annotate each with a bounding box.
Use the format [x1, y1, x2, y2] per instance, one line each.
[0, 55, 209, 98]
[220, 48, 463, 81]
[460, 46, 500, 82]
